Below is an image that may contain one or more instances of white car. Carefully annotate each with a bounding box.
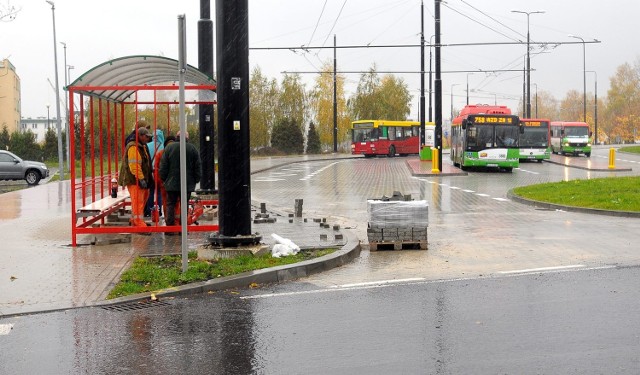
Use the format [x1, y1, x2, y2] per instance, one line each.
[0, 150, 50, 185]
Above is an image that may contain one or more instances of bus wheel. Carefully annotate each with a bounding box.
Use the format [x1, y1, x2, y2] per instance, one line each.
[504, 167, 513, 172]
[388, 145, 396, 157]
[585, 152, 591, 157]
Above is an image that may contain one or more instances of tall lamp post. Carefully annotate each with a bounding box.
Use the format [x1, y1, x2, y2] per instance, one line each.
[586, 70, 598, 144]
[46, 104, 50, 130]
[512, 10, 545, 119]
[569, 34, 587, 123]
[450, 83, 460, 122]
[61, 42, 71, 170]
[46, 0, 64, 181]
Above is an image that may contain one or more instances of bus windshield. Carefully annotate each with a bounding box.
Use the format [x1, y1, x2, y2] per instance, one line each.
[495, 125, 519, 147]
[520, 127, 548, 147]
[352, 124, 379, 142]
[564, 127, 589, 137]
[466, 125, 519, 151]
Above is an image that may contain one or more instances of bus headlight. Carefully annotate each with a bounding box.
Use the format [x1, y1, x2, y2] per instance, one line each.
[563, 142, 569, 147]
[587, 143, 592, 146]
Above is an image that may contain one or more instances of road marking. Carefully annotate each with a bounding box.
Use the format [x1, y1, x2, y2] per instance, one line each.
[0, 324, 13, 335]
[462, 189, 475, 193]
[449, 186, 460, 190]
[239, 265, 618, 300]
[499, 265, 586, 274]
[492, 198, 509, 202]
[329, 278, 425, 288]
[475, 193, 490, 197]
[254, 178, 286, 182]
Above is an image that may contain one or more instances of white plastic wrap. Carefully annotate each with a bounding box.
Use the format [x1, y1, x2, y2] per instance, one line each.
[367, 200, 429, 229]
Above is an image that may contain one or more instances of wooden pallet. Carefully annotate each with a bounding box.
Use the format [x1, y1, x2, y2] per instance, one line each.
[369, 240, 428, 251]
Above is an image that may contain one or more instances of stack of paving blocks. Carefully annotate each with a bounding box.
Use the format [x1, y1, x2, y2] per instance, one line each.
[367, 192, 428, 250]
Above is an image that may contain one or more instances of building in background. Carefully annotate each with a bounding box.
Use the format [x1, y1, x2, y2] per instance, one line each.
[19, 117, 58, 143]
[0, 58, 21, 133]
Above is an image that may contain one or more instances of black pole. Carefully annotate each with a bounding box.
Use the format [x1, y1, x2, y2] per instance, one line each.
[522, 56, 526, 116]
[594, 73, 598, 144]
[434, 0, 442, 169]
[526, 17, 531, 118]
[428, 43, 433, 123]
[333, 34, 338, 153]
[198, 0, 216, 193]
[419, 0, 425, 148]
[214, 0, 253, 242]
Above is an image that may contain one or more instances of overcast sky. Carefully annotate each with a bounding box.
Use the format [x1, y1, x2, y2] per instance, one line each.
[2, 0, 639, 121]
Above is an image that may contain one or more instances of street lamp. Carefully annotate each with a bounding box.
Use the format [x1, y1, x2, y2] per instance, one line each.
[512, 10, 545, 119]
[586, 70, 598, 144]
[46, 104, 50, 130]
[46, 0, 64, 180]
[569, 34, 587, 123]
[450, 83, 461, 122]
[61, 42, 72, 170]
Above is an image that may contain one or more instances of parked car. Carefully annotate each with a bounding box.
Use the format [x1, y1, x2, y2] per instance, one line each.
[0, 150, 49, 185]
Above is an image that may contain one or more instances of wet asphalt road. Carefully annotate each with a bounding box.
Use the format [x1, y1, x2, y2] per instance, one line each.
[1, 265, 639, 374]
[2, 148, 640, 373]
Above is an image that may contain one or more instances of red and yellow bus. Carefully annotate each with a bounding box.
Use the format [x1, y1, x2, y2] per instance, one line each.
[351, 120, 432, 157]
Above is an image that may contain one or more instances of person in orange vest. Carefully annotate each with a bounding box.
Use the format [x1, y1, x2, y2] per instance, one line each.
[118, 125, 153, 230]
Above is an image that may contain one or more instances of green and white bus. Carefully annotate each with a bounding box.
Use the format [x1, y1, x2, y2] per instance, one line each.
[451, 113, 521, 172]
[550, 121, 592, 157]
[519, 118, 551, 162]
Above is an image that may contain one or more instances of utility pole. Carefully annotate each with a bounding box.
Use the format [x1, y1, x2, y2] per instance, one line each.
[512, 10, 545, 118]
[434, 0, 442, 170]
[197, 0, 216, 194]
[333, 34, 337, 153]
[419, 0, 426, 151]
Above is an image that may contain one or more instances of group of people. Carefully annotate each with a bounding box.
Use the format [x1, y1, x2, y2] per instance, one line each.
[118, 120, 202, 235]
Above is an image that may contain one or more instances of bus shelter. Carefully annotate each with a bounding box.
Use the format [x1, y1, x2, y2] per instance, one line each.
[67, 55, 218, 247]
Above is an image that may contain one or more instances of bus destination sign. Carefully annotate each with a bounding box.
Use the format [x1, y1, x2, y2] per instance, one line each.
[473, 116, 513, 124]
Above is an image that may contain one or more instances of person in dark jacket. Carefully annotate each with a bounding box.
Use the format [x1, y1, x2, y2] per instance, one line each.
[159, 131, 202, 234]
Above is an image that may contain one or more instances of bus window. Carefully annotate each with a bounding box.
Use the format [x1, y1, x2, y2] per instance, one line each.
[396, 127, 404, 140]
[388, 127, 396, 140]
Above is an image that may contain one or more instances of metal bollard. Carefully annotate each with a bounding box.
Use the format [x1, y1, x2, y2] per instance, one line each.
[431, 148, 440, 173]
[294, 199, 303, 217]
[260, 202, 266, 214]
[608, 148, 615, 169]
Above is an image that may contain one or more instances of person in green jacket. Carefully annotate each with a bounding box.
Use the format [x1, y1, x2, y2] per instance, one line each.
[158, 131, 202, 234]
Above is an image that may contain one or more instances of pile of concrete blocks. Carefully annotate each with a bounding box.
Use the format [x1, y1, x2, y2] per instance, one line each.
[366, 192, 428, 250]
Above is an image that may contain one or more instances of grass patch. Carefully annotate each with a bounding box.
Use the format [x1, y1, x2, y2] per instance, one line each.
[619, 146, 640, 154]
[512, 176, 640, 212]
[107, 248, 336, 299]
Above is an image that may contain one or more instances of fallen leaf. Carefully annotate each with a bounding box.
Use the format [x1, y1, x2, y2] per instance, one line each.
[10, 276, 17, 281]
[249, 282, 259, 289]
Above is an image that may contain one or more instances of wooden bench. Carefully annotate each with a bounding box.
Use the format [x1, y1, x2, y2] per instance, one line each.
[76, 190, 130, 227]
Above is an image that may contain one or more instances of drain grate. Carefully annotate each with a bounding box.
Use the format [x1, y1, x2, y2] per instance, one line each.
[102, 299, 171, 312]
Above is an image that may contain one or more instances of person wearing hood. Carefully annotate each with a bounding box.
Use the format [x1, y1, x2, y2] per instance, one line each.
[144, 128, 165, 218]
[118, 126, 153, 229]
[159, 130, 202, 234]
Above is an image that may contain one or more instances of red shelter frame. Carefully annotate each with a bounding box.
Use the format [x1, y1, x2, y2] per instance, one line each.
[67, 56, 218, 246]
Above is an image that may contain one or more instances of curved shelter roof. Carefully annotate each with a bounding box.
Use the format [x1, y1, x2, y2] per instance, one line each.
[68, 55, 216, 103]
